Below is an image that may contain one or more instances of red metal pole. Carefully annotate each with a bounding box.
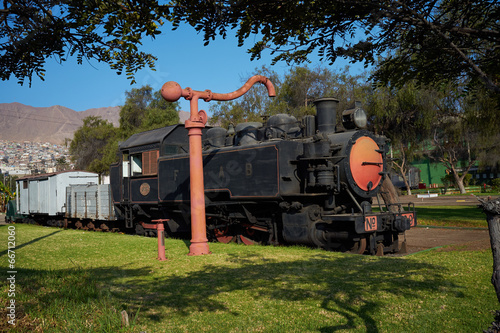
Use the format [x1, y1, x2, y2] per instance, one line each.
[157, 222, 167, 261]
[151, 219, 168, 261]
[185, 96, 211, 255]
[161, 76, 276, 256]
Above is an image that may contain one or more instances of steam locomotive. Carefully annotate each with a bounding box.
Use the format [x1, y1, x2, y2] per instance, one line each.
[109, 97, 416, 255]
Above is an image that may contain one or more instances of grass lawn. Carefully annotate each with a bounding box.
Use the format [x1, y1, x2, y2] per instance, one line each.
[415, 206, 487, 228]
[0, 224, 497, 332]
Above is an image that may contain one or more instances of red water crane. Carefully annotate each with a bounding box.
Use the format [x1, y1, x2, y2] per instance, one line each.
[161, 75, 276, 255]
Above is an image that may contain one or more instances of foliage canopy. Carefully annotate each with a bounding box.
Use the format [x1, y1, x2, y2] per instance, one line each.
[209, 65, 369, 127]
[3, 0, 499, 98]
[69, 116, 117, 173]
[171, 0, 500, 95]
[0, 0, 169, 85]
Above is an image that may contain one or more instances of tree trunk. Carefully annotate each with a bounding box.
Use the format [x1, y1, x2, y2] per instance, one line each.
[457, 180, 466, 194]
[478, 197, 500, 304]
[401, 174, 412, 196]
[452, 169, 467, 194]
[380, 177, 401, 213]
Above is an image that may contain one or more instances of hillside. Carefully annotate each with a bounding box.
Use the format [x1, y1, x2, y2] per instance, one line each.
[0, 103, 196, 145]
[0, 102, 121, 144]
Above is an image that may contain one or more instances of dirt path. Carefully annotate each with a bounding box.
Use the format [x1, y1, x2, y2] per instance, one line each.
[399, 226, 491, 255]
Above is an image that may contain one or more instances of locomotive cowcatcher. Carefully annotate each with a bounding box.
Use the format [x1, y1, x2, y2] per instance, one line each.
[110, 97, 416, 255]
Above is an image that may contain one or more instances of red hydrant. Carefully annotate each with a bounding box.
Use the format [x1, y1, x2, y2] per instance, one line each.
[157, 222, 167, 261]
[161, 75, 276, 255]
[150, 219, 168, 261]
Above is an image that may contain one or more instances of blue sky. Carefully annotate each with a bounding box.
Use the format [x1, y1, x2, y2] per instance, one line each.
[1, 24, 364, 115]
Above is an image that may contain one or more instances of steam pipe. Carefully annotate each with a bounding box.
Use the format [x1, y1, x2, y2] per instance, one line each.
[161, 75, 275, 256]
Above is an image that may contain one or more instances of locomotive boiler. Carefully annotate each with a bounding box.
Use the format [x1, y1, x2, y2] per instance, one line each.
[110, 97, 416, 255]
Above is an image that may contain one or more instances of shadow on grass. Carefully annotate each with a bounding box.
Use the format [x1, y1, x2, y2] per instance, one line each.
[0, 229, 61, 257]
[8, 251, 462, 332]
[1, 265, 127, 332]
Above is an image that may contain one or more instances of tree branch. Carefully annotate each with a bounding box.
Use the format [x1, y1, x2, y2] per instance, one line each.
[392, 1, 500, 94]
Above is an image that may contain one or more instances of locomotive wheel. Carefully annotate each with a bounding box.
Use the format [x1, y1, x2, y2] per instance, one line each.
[214, 227, 235, 243]
[238, 235, 256, 245]
[348, 238, 367, 254]
[75, 221, 83, 229]
[237, 226, 268, 245]
[135, 224, 146, 236]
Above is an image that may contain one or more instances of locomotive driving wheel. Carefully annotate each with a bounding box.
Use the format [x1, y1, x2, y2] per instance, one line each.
[237, 225, 270, 245]
[214, 227, 235, 243]
[238, 226, 258, 245]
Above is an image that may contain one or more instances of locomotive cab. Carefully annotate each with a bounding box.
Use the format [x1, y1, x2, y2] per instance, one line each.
[109, 125, 209, 232]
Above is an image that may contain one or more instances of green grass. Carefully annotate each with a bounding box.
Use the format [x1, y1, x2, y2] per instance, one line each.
[0, 224, 497, 332]
[415, 206, 487, 228]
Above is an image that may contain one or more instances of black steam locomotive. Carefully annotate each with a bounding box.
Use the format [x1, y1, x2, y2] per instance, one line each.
[110, 98, 416, 255]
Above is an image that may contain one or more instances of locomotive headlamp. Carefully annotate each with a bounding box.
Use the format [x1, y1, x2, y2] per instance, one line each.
[342, 102, 367, 129]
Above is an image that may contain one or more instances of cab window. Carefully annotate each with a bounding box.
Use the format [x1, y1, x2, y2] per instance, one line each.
[130, 150, 159, 176]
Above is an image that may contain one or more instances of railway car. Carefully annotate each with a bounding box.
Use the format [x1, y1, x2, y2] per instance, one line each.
[15, 171, 117, 229]
[110, 98, 416, 254]
[65, 183, 117, 231]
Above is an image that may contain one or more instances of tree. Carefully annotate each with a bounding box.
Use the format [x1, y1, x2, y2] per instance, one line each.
[120, 86, 180, 133]
[7, 1, 498, 102]
[430, 120, 477, 194]
[209, 65, 369, 127]
[366, 81, 437, 195]
[0, 178, 14, 213]
[209, 66, 284, 127]
[55, 157, 70, 171]
[428, 85, 500, 194]
[170, 0, 500, 96]
[120, 86, 156, 133]
[69, 116, 117, 174]
[138, 91, 180, 132]
[1, 0, 169, 85]
[278, 66, 330, 117]
[70, 86, 180, 175]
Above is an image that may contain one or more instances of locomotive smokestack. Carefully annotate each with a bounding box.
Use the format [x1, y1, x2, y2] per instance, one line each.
[314, 97, 339, 134]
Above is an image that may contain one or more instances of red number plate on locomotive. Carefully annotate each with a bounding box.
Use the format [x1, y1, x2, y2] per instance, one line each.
[364, 216, 378, 232]
[402, 213, 415, 227]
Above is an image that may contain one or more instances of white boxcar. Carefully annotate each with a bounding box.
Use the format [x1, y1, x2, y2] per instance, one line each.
[66, 184, 115, 220]
[16, 171, 99, 216]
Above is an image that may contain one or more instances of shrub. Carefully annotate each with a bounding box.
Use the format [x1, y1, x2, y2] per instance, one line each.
[463, 173, 472, 186]
[492, 178, 500, 192]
